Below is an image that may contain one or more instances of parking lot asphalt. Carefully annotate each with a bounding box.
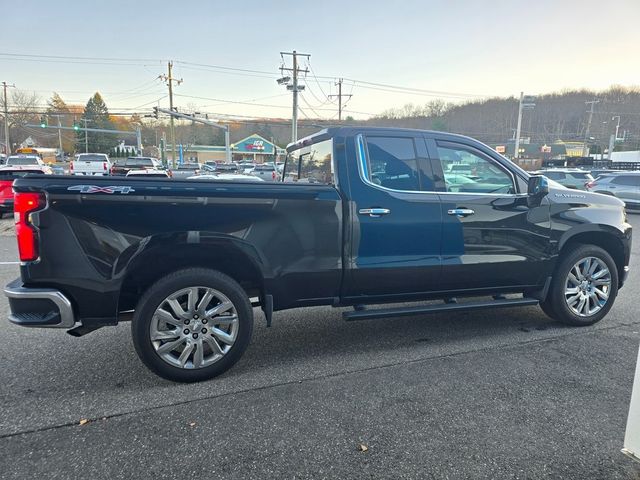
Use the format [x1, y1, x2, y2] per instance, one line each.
[0, 214, 639, 479]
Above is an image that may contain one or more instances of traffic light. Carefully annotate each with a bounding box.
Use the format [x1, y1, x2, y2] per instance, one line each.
[152, 106, 158, 119]
[73, 121, 80, 131]
[40, 115, 48, 128]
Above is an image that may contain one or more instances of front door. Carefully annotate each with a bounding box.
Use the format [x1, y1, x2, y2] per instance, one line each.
[431, 139, 551, 291]
[344, 132, 442, 300]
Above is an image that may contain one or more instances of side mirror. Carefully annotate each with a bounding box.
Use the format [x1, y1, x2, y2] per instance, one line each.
[528, 175, 549, 196]
[527, 175, 549, 206]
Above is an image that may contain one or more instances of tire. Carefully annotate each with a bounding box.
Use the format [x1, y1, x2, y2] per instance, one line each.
[131, 268, 253, 382]
[540, 244, 618, 326]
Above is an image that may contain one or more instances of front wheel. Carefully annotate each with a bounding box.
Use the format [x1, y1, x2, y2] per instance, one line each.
[131, 268, 253, 382]
[540, 245, 618, 326]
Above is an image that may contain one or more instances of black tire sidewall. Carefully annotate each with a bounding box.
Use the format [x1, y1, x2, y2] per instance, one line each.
[546, 245, 618, 326]
[131, 268, 253, 382]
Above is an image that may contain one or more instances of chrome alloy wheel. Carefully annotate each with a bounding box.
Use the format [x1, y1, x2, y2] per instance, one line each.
[149, 286, 239, 369]
[564, 256, 611, 317]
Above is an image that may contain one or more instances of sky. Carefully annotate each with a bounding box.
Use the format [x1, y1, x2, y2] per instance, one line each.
[2, 0, 640, 120]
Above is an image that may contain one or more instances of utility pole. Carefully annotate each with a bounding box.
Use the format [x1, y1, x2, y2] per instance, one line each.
[160, 61, 182, 168]
[328, 78, 352, 122]
[514, 92, 523, 160]
[53, 115, 63, 157]
[513, 92, 536, 160]
[583, 99, 599, 157]
[83, 118, 88, 153]
[2, 82, 15, 155]
[279, 51, 310, 143]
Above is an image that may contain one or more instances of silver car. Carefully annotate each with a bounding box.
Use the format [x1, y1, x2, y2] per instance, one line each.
[252, 164, 279, 181]
[586, 172, 640, 209]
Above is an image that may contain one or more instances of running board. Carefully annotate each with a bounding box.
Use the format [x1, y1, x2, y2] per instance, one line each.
[343, 297, 539, 321]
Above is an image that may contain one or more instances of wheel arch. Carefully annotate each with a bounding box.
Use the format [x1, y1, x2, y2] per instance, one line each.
[557, 227, 626, 286]
[117, 235, 267, 313]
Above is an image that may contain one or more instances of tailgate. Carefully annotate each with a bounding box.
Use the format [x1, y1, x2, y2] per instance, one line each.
[72, 161, 106, 174]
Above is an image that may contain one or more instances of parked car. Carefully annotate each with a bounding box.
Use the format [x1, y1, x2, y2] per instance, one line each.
[4, 127, 632, 382]
[238, 161, 256, 174]
[111, 157, 162, 176]
[187, 173, 264, 182]
[169, 163, 202, 179]
[213, 162, 240, 173]
[590, 168, 616, 179]
[126, 169, 171, 178]
[252, 163, 279, 181]
[534, 169, 593, 190]
[71, 153, 111, 176]
[50, 165, 65, 175]
[0, 154, 7, 165]
[0, 166, 50, 216]
[586, 172, 640, 209]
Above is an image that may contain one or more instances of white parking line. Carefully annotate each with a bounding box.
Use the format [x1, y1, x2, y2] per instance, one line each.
[0, 262, 19, 265]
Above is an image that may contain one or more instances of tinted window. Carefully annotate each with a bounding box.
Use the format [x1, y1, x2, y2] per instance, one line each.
[7, 157, 40, 165]
[567, 172, 593, 180]
[612, 175, 640, 186]
[286, 139, 333, 184]
[126, 158, 153, 167]
[78, 155, 107, 162]
[543, 172, 566, 180]
[437, 145, 514, 194]
[365, 137, 420, 191]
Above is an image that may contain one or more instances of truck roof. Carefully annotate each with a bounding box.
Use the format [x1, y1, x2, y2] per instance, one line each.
[286, 126, 481, 152]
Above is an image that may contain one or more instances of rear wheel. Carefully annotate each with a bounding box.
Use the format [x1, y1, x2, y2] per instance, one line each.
[540, 245, 618, 326]
[131, 268, 253, 382]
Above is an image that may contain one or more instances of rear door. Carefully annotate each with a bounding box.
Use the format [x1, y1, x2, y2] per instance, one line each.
[344, 132, 442, 299]
[431, 139, 551, 291]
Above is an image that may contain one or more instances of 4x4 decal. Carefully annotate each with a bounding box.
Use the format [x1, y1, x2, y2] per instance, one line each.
[67, 185, 136, 194]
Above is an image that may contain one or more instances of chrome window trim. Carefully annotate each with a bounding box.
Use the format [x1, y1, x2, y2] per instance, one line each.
[355, 134, 525, 197]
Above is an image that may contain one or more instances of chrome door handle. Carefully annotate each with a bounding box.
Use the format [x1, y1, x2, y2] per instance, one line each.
[448, 208, 475, 217]
[359, 208, 391, 217]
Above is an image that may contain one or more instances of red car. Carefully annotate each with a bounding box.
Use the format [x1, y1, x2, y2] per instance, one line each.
[0, 166, 49, 217]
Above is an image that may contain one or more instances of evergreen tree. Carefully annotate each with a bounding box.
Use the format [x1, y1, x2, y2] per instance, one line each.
[77, 93, 116, 153]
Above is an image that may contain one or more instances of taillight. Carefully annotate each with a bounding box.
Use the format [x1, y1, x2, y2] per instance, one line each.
[103, 162, 107, 171]
[69, 162, 74, 172]
[14, 192, 46, 262]
[272, 171, 276, 180]
[586, 181, 596, 189]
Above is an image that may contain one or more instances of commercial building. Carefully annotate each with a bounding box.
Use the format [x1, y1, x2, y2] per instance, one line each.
[168, 134, 286, 164]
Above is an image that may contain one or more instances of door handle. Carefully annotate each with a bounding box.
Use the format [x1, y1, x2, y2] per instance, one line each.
[448, 208, 475, 217]
[359, 208, 391, 217]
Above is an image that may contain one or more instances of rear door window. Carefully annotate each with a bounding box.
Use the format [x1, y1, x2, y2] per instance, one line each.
[363, 137, 420, 191]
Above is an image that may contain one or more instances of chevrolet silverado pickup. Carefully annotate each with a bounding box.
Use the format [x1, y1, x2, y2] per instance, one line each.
[4, 127, 632, 382]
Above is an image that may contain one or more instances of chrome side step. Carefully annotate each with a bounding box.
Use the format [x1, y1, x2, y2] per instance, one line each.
[343, 297, 539, 321]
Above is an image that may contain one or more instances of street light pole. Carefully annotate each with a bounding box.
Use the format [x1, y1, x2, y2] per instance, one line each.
[2, 82, 15, 155]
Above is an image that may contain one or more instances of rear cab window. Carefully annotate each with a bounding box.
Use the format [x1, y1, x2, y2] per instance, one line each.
[285, 139, 334, 184]
[77, 154, 107, 162]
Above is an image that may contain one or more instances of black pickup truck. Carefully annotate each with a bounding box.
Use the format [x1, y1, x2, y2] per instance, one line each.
[5, 127, 632, 382]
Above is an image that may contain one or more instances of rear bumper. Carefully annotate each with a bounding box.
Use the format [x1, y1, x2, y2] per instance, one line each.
[4, 278, 77, 328]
